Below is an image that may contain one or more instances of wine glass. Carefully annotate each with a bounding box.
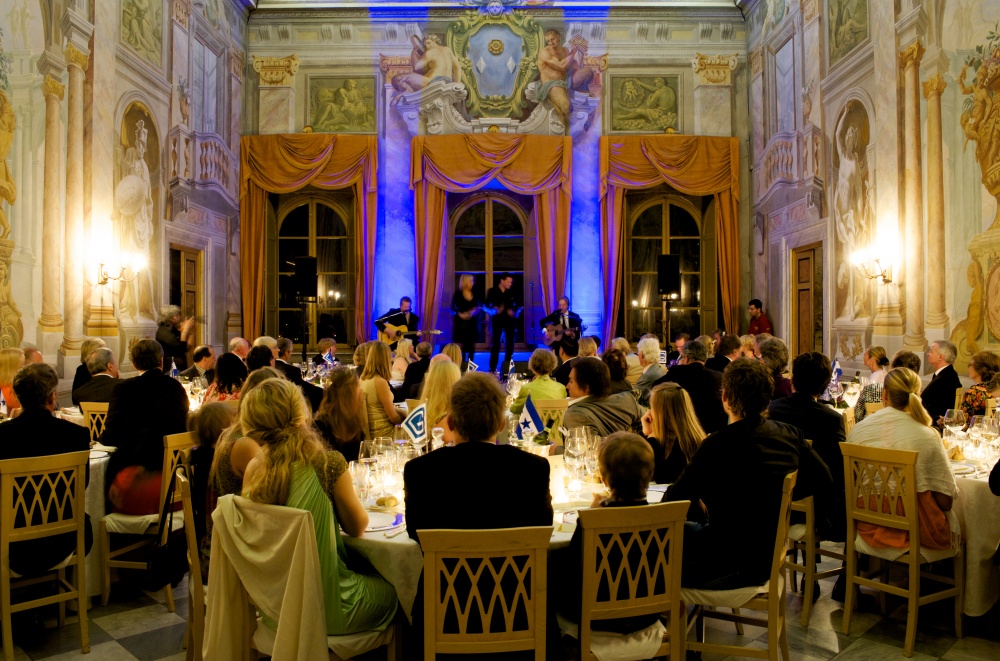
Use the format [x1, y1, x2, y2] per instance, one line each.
[843, 382, 861, 410]
[943, 409, 967, 435]
[430, 427, 444, 451]
[349, 461, 369, 501]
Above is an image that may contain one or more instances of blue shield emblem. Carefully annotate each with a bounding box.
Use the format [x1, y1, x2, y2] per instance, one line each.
[467, 25, 523, 98]
[403, 403, 428, 444]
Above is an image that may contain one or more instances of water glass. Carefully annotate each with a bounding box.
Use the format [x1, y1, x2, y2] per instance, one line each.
[349, 461, 369, 501]
[943, 409, 967, 434]
[429, 427, 444, 452]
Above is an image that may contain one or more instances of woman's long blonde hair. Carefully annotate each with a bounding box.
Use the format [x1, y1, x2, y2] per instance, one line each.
[395, 339, 414, 364]
[0, 348, 25, 385]
[883, 367, 933, 427]
[421, 360, 462, 425]
[240, 379, 326, 505]
[441, 343, 462, 365]
[648, 382, 706, 463]
[360, 341, 393, 381]
[610, 337, 632, 355]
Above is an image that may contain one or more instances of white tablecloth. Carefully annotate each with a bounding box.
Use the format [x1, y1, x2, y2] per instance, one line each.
[85, 453, 110, 597]
[955, 473, 1000, 616]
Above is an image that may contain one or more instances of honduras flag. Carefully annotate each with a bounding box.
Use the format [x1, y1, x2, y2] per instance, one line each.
[516, 394, 544, 441]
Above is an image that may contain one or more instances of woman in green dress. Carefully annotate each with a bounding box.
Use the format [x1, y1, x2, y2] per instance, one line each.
[241, 378, 398, 635]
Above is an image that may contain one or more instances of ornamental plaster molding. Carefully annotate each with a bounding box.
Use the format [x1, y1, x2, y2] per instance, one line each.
[899, 40, 925, 69]
[64, 44, 89, 71]
[692, 52, 737, 85]
[252, 54, 300, 86]
[922, 73, 946, 98]
[42, 75, 65, 100]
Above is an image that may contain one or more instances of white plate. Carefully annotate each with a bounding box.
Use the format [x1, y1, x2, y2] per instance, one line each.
[89, 450, 109, 460]
[365, 511, 404, 532]
[952, 462, 976, 476]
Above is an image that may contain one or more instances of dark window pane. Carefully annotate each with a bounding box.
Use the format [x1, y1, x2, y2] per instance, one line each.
[633, 204, 663, 237]
[455, 238, 486, 272]
[279, 204, 309, 237]
[631, 239, 660, 273]
[493, 238, 523, 271]
[493, 203, 523, 235]
[316, 204, 347, 237]
[669, 309, 701, 339]
[630, 307, 663, 343]
[670, 239, 701, 272]
[454, 274, 487, 303]
[317, 238, 348, 273]
[278, 274, 298, 307]
[669, 205, 699, 237]
[631, 274, 658, 308]
[278, 239, 309, 273]
[278, 310, 305, 343]
[318, 274, 350, 306]
[455, 203, 486, 235]
[679, 274, 701, 307]
[317, 310, 350, 344]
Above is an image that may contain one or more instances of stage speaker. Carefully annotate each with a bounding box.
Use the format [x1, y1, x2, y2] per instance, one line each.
[293, 257, 318, 300]
[657, 254, 681, 298]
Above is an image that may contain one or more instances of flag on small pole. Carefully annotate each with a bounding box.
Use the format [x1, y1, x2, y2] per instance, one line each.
[467, 359, 479, 372]
[516, 394, 544, 440]
[402, 402, 428, 446]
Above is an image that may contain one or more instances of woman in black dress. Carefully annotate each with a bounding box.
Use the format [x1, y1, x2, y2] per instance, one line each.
[451, 274, 481, 365]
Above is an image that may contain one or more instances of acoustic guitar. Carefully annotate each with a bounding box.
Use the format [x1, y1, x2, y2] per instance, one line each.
[542, 322, 587, 347]
[378, 323, 442, 344]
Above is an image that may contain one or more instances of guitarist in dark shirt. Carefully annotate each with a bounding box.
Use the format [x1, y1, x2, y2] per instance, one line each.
[539, 296, 583, 349]
[485, 273, 520, 373]
[374, 296, 420, 350]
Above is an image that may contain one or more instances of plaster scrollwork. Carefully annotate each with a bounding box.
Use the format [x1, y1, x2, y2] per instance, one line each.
[42, 75, 65, 100]
[692, 53, 738, 85]
[799, 0, 818, 24]
[252, 54, 299, 87]
[64, 44, 89, 71]
[172, 0, 190, 29]
[899, 40, 925, 70]
[750, 48, 763, 77]
[838, 334, 863, 361]
[922, 73, 947, 99]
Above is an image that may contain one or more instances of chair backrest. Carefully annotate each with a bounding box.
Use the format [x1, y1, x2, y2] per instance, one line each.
[766, 471, 798, 598]
[955, 386, 965, 411]
[534, 399, 569, 445]
[176, 471, 205, 661]
[840, 443, 919, 557]
[0, 450, 90, 549]
[986, 398, 997, 418]
[865, 402, 884, 415]
[842, 411, 855, 436]
[420, 526, 552, 660]
[406, 399, 423, 413]
[577, 501, 688, 649]
[160, 432, 198, 515]
[79, 401, 110, 443]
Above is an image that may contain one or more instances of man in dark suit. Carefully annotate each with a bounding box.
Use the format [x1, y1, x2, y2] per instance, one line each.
[72, 348, 120, 405]
[706, 334, 742, 373]
[374, 296, 420, 350]
[539, 296, 583, 343]
[399, 341, 432, 399]
[921, 340, 963, 428]
[275, 337, 323, 412]
[101, 340, 190, 502]
[0, 363, 93, 576]
[551, 335, 580, 386]
[654, 339, 727, 433]
[178, 345, 215, 385]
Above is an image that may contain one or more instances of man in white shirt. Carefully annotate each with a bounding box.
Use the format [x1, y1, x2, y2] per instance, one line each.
[920, 340, 962, 428]
[634, 336, 666, 406]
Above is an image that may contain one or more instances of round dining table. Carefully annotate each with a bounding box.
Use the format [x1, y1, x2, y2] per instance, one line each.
[953, 470, 1000, 616]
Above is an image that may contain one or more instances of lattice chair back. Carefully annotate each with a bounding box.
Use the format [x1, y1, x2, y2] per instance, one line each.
[160, 432, 198, 525]
[534, 399, 569, 445]
[768, 471, 798, 598]
[577, 501, 689, 657]
[420, 526, 553, 660]
[986, 398, 997, 418]
[176, 470, 205, 661]
[841, 443, 919, 556]
[79, 401, 110, 443]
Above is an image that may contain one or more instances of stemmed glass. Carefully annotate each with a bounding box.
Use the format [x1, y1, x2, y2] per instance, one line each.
[842, 382, 861, 410]
[943, 409, 967, 435]
[430, 427, 444, 451]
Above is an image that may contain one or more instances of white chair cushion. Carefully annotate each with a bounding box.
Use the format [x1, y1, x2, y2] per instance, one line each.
[253, 616, 394, 659]
[556, 612, 666, 661]
[853, 534, 958, 564]
[680, 574, 784, 609]
[787, 523, 807, 541]
[103, 510, 185, 534]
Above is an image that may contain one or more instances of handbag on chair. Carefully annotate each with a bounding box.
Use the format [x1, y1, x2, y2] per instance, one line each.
[142, 465, 189, 592]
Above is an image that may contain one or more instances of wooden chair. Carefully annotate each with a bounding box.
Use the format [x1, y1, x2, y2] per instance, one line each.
[176, 470, 205, 661]
[840, 443, 963, 657]
[843, 411, 855, 436]
[79, 401, 109, 444]
[784, 495, 845, 626]
[954, 386, 965, 412]
[99, 431, 197, 609]
[865, 402, 884, 416]
[565, 501, 689, 660]
[682, 471, 797, 661]
[0, 450, 91, 661]
[534, 399, 569, 445]
[420, 526, 552, 660]
[985, 398, 996, 418]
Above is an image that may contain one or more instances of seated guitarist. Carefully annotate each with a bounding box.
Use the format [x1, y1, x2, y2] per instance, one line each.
[485, 273, 520, 373]
[374, 296, 420, 350]
[540, 296, 583, 350]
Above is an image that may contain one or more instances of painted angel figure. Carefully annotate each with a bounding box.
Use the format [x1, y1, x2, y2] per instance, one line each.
[833, 109, 868, 319]
[113, 121, 155, 321]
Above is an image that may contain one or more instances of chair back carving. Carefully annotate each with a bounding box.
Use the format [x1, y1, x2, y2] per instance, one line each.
[177, 471, 205, 661]
[840, 443, 919, 556]
[79, 402, 110, 443]
[160, 432, 198, 519]
[1, 450, 90, 544]
[533, 399, 569, 445]
[420, 526, 552, 660]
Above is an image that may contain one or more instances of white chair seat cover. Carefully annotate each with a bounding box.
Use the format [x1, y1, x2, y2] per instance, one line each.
[853, 534, 958, 564]
[253, 616, 394, 660]
[680, 574, 784, 609]
[555, 612, 666, 661]
[102, 510, 185, 534]
[787, 523, 807, 541]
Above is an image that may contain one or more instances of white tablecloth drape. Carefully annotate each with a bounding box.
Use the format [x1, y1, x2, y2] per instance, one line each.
[954, 474, 1000, 617]
[85, 453, 110, 597]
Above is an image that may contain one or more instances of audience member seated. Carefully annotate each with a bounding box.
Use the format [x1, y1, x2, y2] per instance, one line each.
[564, 358, 645, 436]
[391, 338, 415, 381]
[22, 347, 43, 364]
[752, 332, 773, 358]
[252, 335, 279, 361]
[739, 334, 756, 358]
[360, 342, 404, 438]
[667, 332, 688, 365]
[71, 347, 119, 405]
[854, 350, 921, 423]
[634, 336, 666, 406]
[312, 337, 337, 367]
[245, 345, 276, 371]
[228, 337, 250, 361]
[848, 368, 959, 554]
[315, 367, 367, 462]
[353, 341, 371, 369]
[760, 337, 792, 400]
[203, 353, 248, 404]
[421, 360, 462, 427]
[102, 339, 189, 515]
[440, 342, 463, 368]
[275, 337, 322, 411]
[611, 337, 643, 384]
[72, 337, 106, 393]
[186, 402, 236, 581]
[241, 379, 398, 636]
[603, 348, 634, 395]
[641, 382, 705, 485]
[511, 348, 567, 415]
[768, 352, 845, 542]
[960, 351, 1000, 420]
[921, 340, 962, 429]
[0, 347, 24, 415]
[705, 334, 741, 373]
[578, 336, 598, 359]
[653, 339, 726, 433]
[400, 341, 432, 399]
[179, 345, 216, 384]
[552, 336, 580, 386]
[662, 358, 832, 589]
[863, 345, 890, 386]
[0, 363, 94, 576]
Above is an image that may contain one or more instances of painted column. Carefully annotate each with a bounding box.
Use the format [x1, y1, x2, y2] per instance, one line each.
[252, 55, 299, 134]
[36, 72, 65, 342]
[691, 54, 738, 137]
[900, 40, 926, 355]
[923, 73, 948, 330]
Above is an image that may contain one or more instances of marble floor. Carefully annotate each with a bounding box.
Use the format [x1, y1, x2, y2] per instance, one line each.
[7, 560, 1000, 660]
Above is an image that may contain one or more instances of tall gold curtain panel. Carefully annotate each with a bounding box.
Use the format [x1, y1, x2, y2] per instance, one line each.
[599, 135, 741, 341]
[410, 134, 572, 330]
[239, 134, 378, 342]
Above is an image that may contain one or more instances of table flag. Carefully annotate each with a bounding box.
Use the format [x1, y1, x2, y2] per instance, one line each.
[403, 402, 428, 445]
[516, 394, 544, 440]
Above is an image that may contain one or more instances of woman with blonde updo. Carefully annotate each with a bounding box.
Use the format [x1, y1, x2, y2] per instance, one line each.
[241, 378, 397, 635]
[353, 341, 371, 370]
[863, 345, 890, 386]
[578, 336, 598, 358]
[847, 368, 958, 553]
[960, 351, 1000, 420]
[441, 342, 463, 367]
[641, 382, 706, 484]
[0, 347, 25, 414]
[359, 342, 404, 438]
[420, 360, 462, 426]
[391, 338, 415, 381]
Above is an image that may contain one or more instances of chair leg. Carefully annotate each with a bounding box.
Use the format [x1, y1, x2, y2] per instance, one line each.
[954, 553, 964, 639]
[100, 520, 111, 607]
[801, 539, 816, 627]
[164, 583, 176, 613]
[767, 596, 781, 661]
[842, 546, 856, 635]
[732, 608, 744, 635]
[669, 606, 684, 661]
[387, 621, 403, 661]
[903, 562, 920, 658]
[58, 568, 67, 628]
[2, 572, 13, 661]
[76, 560, 90, 654]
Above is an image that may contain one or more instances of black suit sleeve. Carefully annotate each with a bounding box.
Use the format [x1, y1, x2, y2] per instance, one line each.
[526, 456, 554, 525]
[403, 462, 430, 544]
[991, 458, 1000, 497]
[539, 311, 559, 328]
[99, 381, 127, 450]
[663, 435, 716, 510]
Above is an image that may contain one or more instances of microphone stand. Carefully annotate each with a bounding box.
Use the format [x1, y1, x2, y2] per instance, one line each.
[529, 283, 535, 347]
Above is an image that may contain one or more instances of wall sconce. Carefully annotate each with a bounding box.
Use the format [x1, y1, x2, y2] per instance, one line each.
[851, 249, 892, 284]
[96, 253, 147, 286]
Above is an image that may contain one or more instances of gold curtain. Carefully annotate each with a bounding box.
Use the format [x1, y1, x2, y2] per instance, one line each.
[599, 135, 740, 341]
[410, 134, 572, 332]
[239, 134, 377, 343]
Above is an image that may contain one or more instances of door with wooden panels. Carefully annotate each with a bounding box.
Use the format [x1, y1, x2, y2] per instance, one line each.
[791, 243, 823, 354]
[170, 245, 202, 347]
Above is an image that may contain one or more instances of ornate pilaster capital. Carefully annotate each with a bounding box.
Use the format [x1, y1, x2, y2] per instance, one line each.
[692, 53, 738, 85]
[750, 47, 763, 77]
[922, 73, 947, 99]
[379, 54, 412, 82]
[899, 40, 925, 70]
[173, 0, 191, 30]
[252, 54, 299, 87]
[64, 44, 89, 72]
[230, 50, 245, 78]
[799, 0, 819, 23]
[42, 75, 65, 101]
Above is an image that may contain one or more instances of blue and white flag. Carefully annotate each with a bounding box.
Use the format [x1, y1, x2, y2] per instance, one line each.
[402, 402, 428, 445]
[658, 350, 667, 365]
[516, 394, 544, 440]
[323, 348, 335, 365]
[467, 359, 479, 372]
